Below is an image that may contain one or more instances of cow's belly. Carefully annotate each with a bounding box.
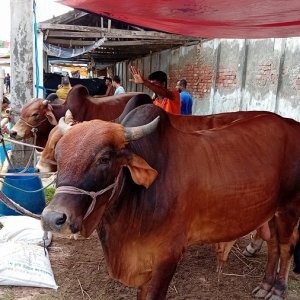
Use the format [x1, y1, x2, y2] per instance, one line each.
[186, 178, 279, 244]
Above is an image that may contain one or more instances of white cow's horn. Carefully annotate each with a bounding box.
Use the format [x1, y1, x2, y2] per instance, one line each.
[42, 99, 49, 106]
[64, 109, 74, 124]
[124, 116, 160, 142]
[58, 117, 72, 134]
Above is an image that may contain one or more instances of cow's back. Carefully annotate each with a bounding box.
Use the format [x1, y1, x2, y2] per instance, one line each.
[168, 110, 274, 132]
[66, 85, 143, 122]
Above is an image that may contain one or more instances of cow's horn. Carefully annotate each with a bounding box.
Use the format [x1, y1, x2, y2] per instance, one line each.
[42, 100, 49, 106]
[124, 116, 160, 141]
[58, 117, 72, 134]
[64, 109, 74, 124]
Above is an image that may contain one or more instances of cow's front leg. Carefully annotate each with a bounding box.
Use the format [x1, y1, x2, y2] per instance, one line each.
[137, 257, 180, 300]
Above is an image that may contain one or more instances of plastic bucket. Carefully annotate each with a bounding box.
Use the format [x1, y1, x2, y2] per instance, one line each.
[0, 167, 46, 216]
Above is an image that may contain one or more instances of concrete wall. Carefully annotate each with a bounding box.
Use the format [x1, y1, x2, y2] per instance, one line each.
[10, 0, 34, 109]
[10, 0, 35, 168]
[114, 37, 300, 121]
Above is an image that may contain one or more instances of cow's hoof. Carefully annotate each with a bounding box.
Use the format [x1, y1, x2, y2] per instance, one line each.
[264, 287, 286, 300]
[243, 244, 261, 257]
[252, 285, 270, 298]
[70, 233, 79, 240]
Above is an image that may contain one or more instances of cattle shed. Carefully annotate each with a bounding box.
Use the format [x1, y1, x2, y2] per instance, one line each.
[39, 10, 199, 86]
[37, 2, 300, 121]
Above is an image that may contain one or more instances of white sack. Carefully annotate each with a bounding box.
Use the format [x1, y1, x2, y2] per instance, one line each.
[0, 241, 58, 289]
[0, 216, 52, 247]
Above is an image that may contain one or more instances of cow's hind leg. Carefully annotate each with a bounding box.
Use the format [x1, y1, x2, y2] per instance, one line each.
[253, 214, 299, 299]
[293, 222, 300, 274]
[252, 218, 279, 298]
[267, 214, 299, 299]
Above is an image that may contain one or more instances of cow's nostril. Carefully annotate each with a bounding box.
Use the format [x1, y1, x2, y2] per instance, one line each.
[55, 213, 67, 226]
[10, 131, 17, 138]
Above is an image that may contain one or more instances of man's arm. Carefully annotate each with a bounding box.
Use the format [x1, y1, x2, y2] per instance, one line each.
[130, 66, 175, 100]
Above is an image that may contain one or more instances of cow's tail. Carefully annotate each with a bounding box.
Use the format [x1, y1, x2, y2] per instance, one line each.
[293, 222, 300, 274]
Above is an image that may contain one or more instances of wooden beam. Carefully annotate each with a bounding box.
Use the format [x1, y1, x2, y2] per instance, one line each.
[40, 10, 88, 25]
[46, 38, 185, 47]
[47, 30, 196, 40]
[39, 23, 198, 41]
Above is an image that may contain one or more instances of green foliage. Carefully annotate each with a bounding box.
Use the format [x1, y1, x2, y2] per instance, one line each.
[44, 186, 56, 205]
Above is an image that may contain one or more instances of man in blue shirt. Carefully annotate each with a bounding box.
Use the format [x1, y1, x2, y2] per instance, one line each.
[176, 79, 193, 115]
[112, 75, 125, 95]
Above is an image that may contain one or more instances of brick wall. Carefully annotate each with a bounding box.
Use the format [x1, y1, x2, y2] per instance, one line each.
[170, 64, 238, 98]
[216, 67, 237, 89]
[255, 63, 277, 87]
[169, 64, 214, 98]
[115, 38, 300, 119]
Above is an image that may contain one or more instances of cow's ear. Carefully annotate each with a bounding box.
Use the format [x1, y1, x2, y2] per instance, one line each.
[45, 110, 58, 125]
[125, 154, 158, 188]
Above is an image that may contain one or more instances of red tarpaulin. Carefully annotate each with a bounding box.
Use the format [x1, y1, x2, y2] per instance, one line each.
[59, 0, 300, 38]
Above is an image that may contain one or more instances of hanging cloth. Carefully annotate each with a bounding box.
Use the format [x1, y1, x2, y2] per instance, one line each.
[43, 37, 107, 58]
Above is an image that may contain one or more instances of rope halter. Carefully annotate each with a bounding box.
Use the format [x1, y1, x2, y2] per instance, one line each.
[20, 117, 48, 132]
[55, 182, 117, 220]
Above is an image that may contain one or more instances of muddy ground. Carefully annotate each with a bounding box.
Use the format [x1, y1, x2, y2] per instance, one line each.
[1, 232, 300, 300]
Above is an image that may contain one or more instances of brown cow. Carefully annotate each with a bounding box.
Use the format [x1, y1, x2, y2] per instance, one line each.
[36, 109, 274, 173]
[35, 110, 75, 172]
[36, 108, 271, 271]
[35, 94, 154, 173]
[10, 84, 143, 147]
[41, 104, 300, 299]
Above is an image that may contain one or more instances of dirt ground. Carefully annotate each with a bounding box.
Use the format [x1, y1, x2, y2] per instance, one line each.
[1, 232, 300, 300]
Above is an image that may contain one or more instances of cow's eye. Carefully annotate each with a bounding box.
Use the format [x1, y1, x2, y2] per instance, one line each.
[98, 157, 110, 165]
[31, 113, 39, 117]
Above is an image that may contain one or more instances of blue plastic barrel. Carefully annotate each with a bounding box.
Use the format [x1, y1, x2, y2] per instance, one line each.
[0, 167, 46, 216]
[0, 144, 11, 163]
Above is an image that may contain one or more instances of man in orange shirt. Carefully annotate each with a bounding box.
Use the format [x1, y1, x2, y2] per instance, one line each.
[130, 66, 180, 114]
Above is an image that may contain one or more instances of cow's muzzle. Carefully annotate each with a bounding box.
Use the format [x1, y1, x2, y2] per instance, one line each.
[41, 210, 67, 232]
[10, 130, 19, 139]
